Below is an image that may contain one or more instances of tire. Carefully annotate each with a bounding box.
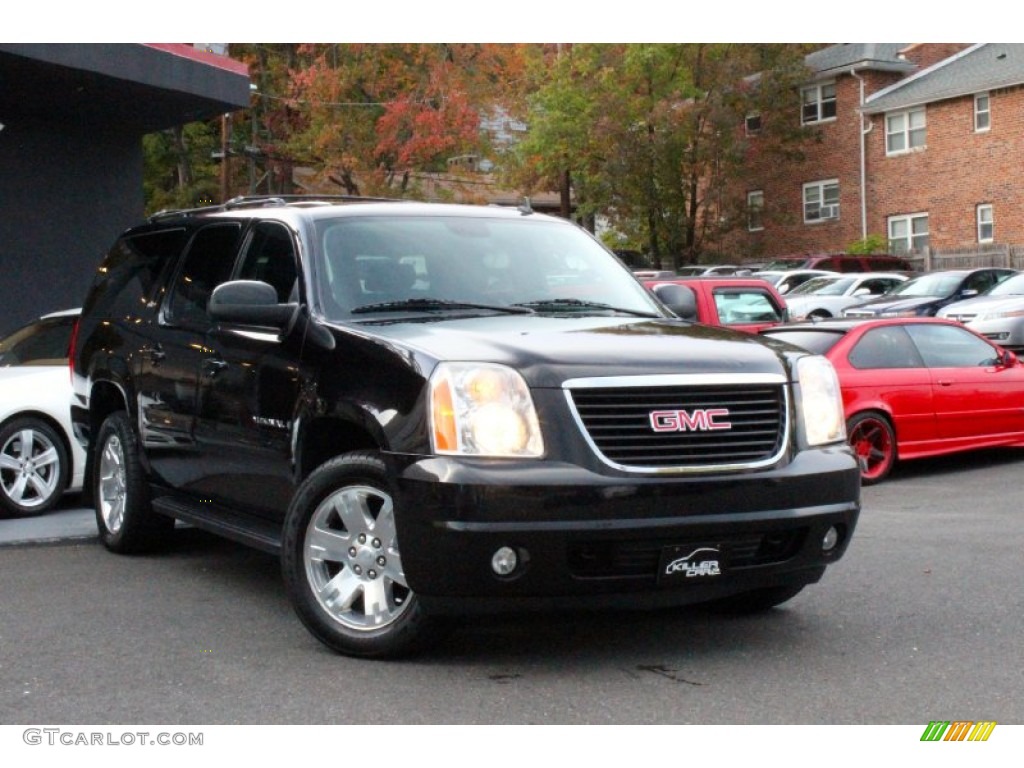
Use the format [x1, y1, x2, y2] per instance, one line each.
[703, 584, 807, 614]
[0, 416, 69, 517]
[281, 451, 433, 658]
[93, 411, 173, 553]
[846, 411, 896, 485]
[807, 309, 832, 320]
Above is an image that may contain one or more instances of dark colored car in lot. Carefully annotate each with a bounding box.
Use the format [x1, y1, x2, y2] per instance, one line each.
[763, 318, 1024, 484]
[760, 253, 914, 274]
[71, 196, 860, 657]
[842, 268, 1016, 318]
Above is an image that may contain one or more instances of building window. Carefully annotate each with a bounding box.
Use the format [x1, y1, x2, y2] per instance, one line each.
[886, 108, 927, 154]
[888, 213, 929, 254]
[977, 204, 994, 242]
[975, 93, 991, 132]
[745, 113, 762, 136]
[802, 180, 839, 223]
[747, 190, 764, 231]
[801, 82, 837, 124]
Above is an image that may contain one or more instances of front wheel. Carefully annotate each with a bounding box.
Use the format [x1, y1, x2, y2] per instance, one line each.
[847, 411, 896, 485]
[281, 451, 433, 658]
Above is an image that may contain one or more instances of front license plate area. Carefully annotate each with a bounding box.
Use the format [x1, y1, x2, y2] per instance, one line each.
[657, 543, 725, 586]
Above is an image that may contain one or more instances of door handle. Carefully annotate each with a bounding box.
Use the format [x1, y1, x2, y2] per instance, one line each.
[204, 357, 228, 375]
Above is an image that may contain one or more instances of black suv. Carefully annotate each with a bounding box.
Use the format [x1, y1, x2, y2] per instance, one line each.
[71, 197, 860, 657]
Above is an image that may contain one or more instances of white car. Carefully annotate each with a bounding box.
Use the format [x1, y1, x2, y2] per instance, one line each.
[754, 269, 839, 295]
[0, 309, 85, 517]
[784, 272, 909, 321]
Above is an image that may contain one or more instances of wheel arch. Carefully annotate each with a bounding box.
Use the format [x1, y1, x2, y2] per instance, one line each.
[81, 379, 131, 505]
[295, 415, 382, 483]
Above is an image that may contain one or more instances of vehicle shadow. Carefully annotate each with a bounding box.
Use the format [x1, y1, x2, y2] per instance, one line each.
[883, 446, 1024, 484]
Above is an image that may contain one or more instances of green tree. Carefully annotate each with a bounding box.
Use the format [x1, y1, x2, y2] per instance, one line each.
[508, 44, 812, 270]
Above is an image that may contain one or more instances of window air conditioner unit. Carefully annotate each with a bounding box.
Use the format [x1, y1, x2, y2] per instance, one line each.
[819, 204, 839, 219]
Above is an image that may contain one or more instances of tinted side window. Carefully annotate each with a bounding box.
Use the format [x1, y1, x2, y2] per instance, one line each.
[905, 324, 1002, 367]
[84, 228, 187, 320]
[0, 316, 76, 366]
[848, 326, 924, 369]
[236, 223, 299, 303]
[165, 224, 242, 327]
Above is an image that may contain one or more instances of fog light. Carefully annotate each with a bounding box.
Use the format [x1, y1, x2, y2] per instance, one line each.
[822, 526, 839, 552]
[491, 546, 518, 576]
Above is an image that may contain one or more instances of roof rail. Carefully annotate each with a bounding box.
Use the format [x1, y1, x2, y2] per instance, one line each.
[147, 194, 410, 222]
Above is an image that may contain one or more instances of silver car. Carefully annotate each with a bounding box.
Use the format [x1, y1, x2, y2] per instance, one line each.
[937, 271, 1024, 351]
[785, 272, 909, 321]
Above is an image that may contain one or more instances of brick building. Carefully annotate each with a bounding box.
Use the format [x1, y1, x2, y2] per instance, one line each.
[727, 43, 1024, 262]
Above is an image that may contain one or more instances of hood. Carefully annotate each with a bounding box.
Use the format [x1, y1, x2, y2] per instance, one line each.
[845, 295, 940, 314]
[343, 314, 793, 388]
[939, 295, 1024, 317]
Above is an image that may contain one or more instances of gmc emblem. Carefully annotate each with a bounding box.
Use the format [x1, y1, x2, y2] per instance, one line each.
[649, 408, 732, 432]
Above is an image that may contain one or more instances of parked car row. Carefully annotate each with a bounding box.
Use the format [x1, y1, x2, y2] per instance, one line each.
[640, 265, 1024, 485]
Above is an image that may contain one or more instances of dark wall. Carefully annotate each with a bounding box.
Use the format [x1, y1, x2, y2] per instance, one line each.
[0, 115, 142, 335]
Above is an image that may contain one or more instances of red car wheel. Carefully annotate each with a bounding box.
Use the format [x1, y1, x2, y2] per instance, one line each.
[847, 412, 896, 485]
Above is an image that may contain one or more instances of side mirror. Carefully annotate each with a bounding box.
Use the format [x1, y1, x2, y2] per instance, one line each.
[209, 280, 297, 327]
[960, 289, 979, 299]
[1001, 349, 1018, 368]
[652, 283, 698, 321]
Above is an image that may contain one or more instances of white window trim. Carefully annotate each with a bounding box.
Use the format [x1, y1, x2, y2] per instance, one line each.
[974, 93, 991, 133]
[801, 82, 837, 125]
[747, 190, 764, 231]
[888, 213, 930, 254]
[977, 204, 994, 243]
[802, 179, 840, 224]
[885, 107, 927, 156]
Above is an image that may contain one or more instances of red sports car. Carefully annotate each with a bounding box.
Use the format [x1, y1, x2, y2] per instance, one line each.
[762, 318, 1024, 484]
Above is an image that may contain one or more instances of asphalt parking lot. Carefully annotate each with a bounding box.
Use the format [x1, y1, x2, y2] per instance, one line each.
[2, 447, 1023, 731]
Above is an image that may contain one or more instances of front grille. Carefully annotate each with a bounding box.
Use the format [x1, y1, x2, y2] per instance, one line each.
[565, 376, 788, 472]
[567, 529, 807, 580]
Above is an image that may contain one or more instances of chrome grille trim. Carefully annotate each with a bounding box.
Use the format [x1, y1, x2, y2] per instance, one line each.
[563, 373, 790, 474]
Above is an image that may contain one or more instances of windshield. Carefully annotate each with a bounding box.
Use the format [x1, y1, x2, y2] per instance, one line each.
[760, 259, 806, 271]
[889, 272, 964, 297]
[987, 272, 1024, 296]
[313, 215, 663, 320]
[787, 276, 853, 296]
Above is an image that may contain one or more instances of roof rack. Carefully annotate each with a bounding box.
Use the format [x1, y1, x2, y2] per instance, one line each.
[147, 193, 409, 222]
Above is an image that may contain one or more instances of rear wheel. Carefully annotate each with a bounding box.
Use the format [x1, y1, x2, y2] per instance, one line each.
[807, 309, 832, 320]
[281, 451, 434, 658]
[847, 411, 896, 485]
[0, 417, 69, 517]
[93, 411, 173, 552]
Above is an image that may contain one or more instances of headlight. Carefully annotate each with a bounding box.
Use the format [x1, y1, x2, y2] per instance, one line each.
[796, 355, 845, 446]
[429, 363, 544, 457]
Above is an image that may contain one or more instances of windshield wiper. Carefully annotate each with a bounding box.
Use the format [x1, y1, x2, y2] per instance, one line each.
[512, 298, 661, 318]
[351, 298, 535, 315]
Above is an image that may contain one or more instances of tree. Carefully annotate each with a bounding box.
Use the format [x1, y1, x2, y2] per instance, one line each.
[507, 44, 813, 269]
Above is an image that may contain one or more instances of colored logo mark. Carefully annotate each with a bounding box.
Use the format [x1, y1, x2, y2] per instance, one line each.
[921, 721, 997, 742]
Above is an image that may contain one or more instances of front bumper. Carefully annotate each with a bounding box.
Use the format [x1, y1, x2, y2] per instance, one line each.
[389, 446, 860, 613]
